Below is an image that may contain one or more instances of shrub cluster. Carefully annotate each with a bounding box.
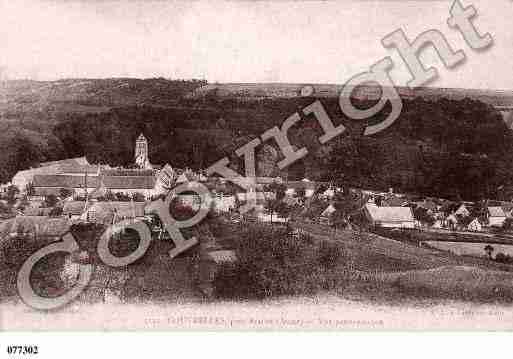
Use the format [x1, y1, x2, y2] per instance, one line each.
[213, 224, 347, 299]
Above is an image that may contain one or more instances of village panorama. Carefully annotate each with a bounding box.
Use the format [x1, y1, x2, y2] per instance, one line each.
[4, 87, 513, 318]
[3, 1, 513, 332]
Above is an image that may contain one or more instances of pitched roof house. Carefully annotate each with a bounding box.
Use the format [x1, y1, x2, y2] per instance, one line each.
[81, 201, 147, 225]
[467, 218, 483, 232]
[364, 204, 415, 229]
[501, 202, 513, 217]
[33, 174, 158, 198]
[488, 206, 507, 227]
[12, 157, 91, 192]
[454, 204, 470, 217]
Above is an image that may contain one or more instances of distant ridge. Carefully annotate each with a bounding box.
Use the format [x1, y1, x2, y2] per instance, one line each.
[3, 78, 513, 113]
[188, 82, 513, 108]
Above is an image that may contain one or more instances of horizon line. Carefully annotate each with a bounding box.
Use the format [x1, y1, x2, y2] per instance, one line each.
[3, 77, 513, 94]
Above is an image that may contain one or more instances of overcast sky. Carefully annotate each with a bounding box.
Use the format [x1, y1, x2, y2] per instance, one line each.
[0, 0, 510, 89]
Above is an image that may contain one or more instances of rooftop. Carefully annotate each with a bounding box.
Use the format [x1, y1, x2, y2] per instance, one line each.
[366, 204, 414, 223]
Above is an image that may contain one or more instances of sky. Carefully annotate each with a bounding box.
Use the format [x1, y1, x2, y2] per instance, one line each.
[0, 0, 511, 89]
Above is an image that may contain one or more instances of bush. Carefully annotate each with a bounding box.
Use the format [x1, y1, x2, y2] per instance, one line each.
[0, 235, 66, 300]
[213, 223, 347, 299]
[495, 252, 513, 264]
[317, 240, 344, 269]
[49, 206, 63, 217]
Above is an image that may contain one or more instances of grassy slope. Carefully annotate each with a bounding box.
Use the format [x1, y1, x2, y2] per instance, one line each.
[293, 221, 513, 303]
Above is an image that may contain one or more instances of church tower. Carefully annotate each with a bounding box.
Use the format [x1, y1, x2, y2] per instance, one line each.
[135, 133, 151, 169]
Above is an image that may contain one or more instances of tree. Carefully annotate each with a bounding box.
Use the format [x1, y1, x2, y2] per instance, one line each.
[332, 189, 369, 228]
[495, 252, 513, 264]
[17, 195, 30, 211]
[330, 209, 348, 233]
[293, 187, 306, 204]
[6, 185, 19, 206]
[484, 244, 494, 259]
[315, 184, 328, 196]
[131, 192, 146, 202]
[49, 206, 63, 217]
[413, 207, 436, 227]
[104, 190, 116, 201]
[264, 182, 286, 201]
[503, 217, 513, 231]
[0, 201, 11, 217]
[471, 200, 489, 224]
[264, 197, 290, 224]
[263, 182, 289, 224]
[43, 194, 59, 208]
[115, 192, 131, 202]
[25, 182, 35, 196]
[233, 194, 242, 211]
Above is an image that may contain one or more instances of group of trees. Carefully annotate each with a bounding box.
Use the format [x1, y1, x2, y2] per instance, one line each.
[263, 182, 293, 224]
[0, 185, 20, 217]
[74, 191, 147, 202]
[213, 223, 346, 299]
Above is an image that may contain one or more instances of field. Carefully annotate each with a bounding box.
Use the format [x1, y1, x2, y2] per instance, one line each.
[425, 241, 513, 259]
[290, 221, 513, 303]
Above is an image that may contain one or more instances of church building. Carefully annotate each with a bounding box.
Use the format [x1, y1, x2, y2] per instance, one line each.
[30, 133, 168, 199]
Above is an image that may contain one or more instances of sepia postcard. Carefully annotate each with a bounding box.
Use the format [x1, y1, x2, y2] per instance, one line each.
[1, 0, 513, 335]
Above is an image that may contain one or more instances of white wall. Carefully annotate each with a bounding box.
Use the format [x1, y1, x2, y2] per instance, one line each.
[489, 217, 506, 227]
[378, 221, 415, 229]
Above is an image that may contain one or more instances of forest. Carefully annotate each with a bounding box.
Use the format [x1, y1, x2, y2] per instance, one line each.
[2, 78, 513, 202]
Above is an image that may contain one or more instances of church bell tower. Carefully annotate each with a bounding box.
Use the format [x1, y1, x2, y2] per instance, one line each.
[135, 133, 150, 169]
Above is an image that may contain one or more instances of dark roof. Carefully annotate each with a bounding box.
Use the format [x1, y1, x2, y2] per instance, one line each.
[101, 169, 155, 177]
[34, 174, 99, 188]
[59, 164, 100, 174]
[38, 157, 89, 168]
[501, 202, 513, 213]
[103, 176, 156, 189]
[381, 196, 409, 207]
[33, 175, 156, 190]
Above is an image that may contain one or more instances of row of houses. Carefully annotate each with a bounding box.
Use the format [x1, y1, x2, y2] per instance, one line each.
[361, 192, 513, 231]
[307, 186, 513, 231]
